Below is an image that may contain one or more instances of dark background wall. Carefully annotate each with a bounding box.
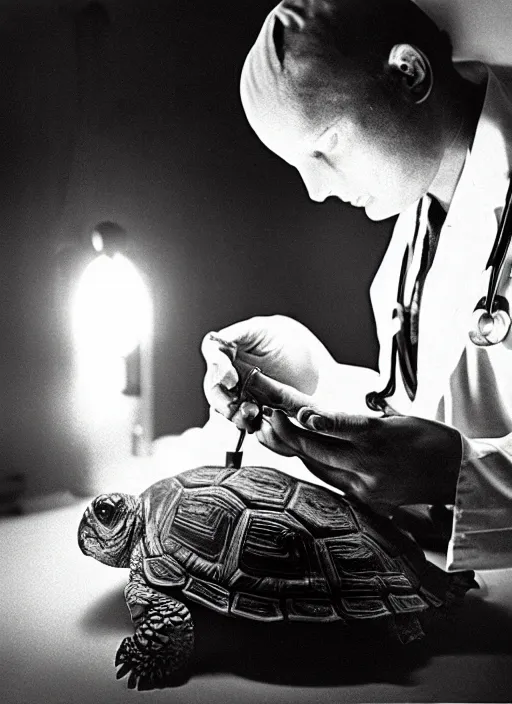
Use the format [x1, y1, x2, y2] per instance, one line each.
[0, 0, 391, 494]
[2, 0, 509, 496]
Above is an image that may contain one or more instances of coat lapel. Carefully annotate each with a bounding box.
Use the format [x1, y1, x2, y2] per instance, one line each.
[413, 66, 512, 418]
[412, 180, 500, 418]
[370, 64, 512, 420]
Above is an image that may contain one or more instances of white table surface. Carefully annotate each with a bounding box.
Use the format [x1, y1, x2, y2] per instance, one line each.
[1, 492, 512, 704]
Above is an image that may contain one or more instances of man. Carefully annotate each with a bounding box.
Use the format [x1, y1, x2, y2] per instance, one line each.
[201, 0, 512, 572]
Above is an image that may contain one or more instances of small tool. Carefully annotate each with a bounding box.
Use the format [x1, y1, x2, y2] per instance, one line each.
[225, 428, 246, 469]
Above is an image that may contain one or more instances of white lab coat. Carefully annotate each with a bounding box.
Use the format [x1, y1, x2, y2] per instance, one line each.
[172, 62, 512, 573]
[319, 63, 512, 572]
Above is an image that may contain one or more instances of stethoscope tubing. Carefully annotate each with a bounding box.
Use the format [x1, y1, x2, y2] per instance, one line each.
[484, 177, 512, 315]
[368, 181, 512, 412]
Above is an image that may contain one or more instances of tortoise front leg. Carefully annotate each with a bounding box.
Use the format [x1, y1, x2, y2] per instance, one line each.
[116, 547, 194, 689]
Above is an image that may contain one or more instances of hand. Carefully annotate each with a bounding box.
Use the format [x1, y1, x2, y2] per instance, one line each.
[201, 315, 336, 430]
[256, 407, 462, 513]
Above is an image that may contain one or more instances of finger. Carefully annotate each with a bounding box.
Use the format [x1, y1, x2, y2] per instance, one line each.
[229, 402, 262, 432]
[297, 407, 375, 438]
[202, 335, 239, 391]
[207, 374, 260, 424]
[254, 413, 301, 457]
[238, 366, 315, 417]
[213, 407, 258, 433]
[256, 413, 368, 497]
[256, 410, 353, 459]
[204, 374, 237, 417]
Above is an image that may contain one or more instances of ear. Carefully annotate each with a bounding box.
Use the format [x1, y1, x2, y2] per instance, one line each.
[388, 44, 433, 104]
[275, 2, 307, 31]
[275, 0, 336, 32]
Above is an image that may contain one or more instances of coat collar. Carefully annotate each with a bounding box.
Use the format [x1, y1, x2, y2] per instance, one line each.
[370, 63, 512, 419]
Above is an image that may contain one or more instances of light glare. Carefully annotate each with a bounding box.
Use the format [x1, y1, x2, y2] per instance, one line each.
[72, 253, 152, 359]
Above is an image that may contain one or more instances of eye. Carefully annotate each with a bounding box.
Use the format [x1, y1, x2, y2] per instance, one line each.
[325, 132, 338, 152]
[311, 132, 338, 163]
[94, 497, 119, 526]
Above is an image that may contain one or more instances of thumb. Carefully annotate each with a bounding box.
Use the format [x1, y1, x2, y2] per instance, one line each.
[297, 407, 372, 436]
[297, 408, 335, 433]
[237, 365, 315, 416]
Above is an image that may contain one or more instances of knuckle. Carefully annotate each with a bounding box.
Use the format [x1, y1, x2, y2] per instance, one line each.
[297, 406, 319, 426]
[200, 331, 220, 357]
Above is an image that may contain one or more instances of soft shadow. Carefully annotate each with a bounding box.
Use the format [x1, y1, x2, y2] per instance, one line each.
[424, 591, 512, 656]
[79, 586, 512, 688]
[190, 602, 429, 688]
[80, 587, 132, 635]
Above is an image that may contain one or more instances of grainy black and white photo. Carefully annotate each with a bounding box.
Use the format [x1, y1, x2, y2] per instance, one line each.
[1, 1, 512, 702]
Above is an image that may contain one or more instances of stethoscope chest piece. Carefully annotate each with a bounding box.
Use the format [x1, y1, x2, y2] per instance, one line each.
[469, 295, 512, 346]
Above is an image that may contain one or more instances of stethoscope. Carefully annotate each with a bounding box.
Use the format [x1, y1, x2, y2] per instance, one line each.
[366, 180, 512, 415]
[468, 178, 512, 346]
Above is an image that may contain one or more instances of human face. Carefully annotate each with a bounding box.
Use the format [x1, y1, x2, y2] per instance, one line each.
[269, 94, 444, 221]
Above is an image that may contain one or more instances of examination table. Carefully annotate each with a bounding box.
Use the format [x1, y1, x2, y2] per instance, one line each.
[2, 433, 512, 704]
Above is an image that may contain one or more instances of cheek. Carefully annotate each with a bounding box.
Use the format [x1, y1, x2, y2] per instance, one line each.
[364, 147, 440, 220]
[358, 106, 443, 211]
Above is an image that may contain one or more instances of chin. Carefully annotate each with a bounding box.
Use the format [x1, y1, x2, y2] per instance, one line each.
[365, 197, 415, 222]
[364, 202, 394, 222]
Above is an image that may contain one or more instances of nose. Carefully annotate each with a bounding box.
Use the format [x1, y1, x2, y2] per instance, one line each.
[78, 516, 95, 555]
[78, 526, 87, 553]
[296, 161, 332, 203]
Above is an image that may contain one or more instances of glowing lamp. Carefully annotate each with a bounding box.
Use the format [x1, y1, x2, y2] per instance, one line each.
[72, 251, 152, 360]
[69, 222, 154, 476]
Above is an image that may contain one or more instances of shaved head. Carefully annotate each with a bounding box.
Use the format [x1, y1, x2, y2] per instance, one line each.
[273, 0, 453, 72]
[239, 0, 475, 221]
[241, 0, 453, 157]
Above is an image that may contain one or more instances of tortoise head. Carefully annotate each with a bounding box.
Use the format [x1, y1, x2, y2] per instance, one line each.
[78, 493, 142, 568]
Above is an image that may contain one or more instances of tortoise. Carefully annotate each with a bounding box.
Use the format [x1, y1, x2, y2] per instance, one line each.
[78, 464, 476, 690]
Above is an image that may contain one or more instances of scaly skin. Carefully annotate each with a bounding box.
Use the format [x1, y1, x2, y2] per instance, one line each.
[115, 543, 195, 690]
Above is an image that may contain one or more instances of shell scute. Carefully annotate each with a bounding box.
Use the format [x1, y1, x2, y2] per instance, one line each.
[176, 466, 232, 488]
[388, 593, 429, 613]
[142, 477, 183, 556]
[182, 576, 230, 614]
[286, 598, 342, 622]
[286, 483, 358, 536]
[320, 535, 394, 587]
[340, 597, 392, 619]
[238, 511, 314, 580]
[221, 466, 294, 509]
[338, 573, 411, 597]
[382, 573, 416, 593]
[143, 555, 186, 588]
[166, 486, 245, 562]
[231, 592, 283, 621]
[355, 506, 426, 565]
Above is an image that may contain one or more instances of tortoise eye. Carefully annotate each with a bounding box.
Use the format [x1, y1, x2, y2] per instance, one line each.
[94, 498, 119, 526]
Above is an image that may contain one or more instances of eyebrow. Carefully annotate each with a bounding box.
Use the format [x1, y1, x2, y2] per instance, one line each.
[313, 127, 338, 151]
[311, 130, 338, 161]
[326, 132, 338, 151]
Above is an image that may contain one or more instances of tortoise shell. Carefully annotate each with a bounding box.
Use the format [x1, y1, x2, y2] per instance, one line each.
[138, 465, 471, 632]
